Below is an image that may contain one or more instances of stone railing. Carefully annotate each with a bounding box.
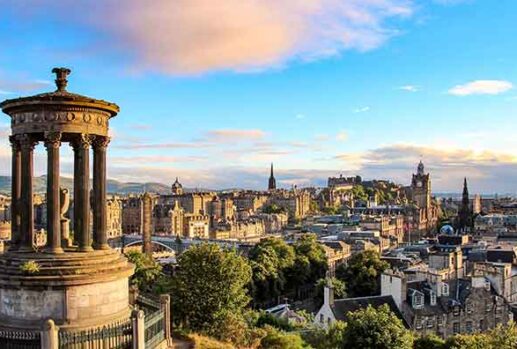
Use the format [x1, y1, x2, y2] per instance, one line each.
[0, 294, 172, 349]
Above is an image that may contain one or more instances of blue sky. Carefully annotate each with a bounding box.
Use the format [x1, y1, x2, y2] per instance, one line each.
[0, 0, 516, 193]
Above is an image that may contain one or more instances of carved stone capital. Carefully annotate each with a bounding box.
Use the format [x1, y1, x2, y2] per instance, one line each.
[17, 134, 38, 151]
[71, 133, 93, 150]
[92, 136, 111, 150]
[9, 135, 20, 151]
[44, 131, 62, 149]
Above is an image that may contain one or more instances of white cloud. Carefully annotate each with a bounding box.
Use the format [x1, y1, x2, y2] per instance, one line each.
[448, 80, 513, 96]
[295, 114, 305, 119]
[399, 85, 419, 92]
[17, 0, 413, 75]
[336, 130, 348, 142]
[353, 106, 370, 113]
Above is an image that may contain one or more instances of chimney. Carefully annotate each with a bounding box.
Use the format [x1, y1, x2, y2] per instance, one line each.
[324, 286, 334, 306]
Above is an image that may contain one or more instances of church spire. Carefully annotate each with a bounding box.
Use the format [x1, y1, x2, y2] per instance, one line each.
[268, 163, 277, 191]
[458, 177, 471, 233]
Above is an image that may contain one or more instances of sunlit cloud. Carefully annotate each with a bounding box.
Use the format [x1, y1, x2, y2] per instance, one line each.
[15, 0, 414, 75]
[336, 130, 348, 141]
[448, 80, 513, 96]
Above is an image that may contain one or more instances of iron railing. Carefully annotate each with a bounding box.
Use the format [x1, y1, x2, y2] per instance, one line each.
[58, 318, 133, 349]
[0, 329, 41, 349]
[144, 309, 165, 349]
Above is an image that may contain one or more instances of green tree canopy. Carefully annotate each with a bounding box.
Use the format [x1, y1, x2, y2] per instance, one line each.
[302, 321, 347, 349]
[125, 250, 162, 292]
[171, 243, 252, 338]
[343, 304, 413, 349]
[259, 326, 309, 349]
[336, 250, 388, 297]
[413, 334, 446, 349]
[315, 277, 346, 305]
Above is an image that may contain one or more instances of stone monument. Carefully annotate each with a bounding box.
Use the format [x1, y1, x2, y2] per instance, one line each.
[0, 68, 134, 331]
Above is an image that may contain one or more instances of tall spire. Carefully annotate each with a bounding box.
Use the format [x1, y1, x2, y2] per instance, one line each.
[458, 177, 471, 233]
[268, 163, 277, 191]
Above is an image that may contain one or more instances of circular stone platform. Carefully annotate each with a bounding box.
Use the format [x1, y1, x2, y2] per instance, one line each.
[0, 249, 134, 330]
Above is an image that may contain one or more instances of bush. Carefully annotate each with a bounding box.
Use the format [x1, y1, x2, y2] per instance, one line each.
[19, 260, 40, 274]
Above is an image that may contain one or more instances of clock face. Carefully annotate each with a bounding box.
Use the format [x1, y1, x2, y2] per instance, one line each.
[417, 181, 422, 188]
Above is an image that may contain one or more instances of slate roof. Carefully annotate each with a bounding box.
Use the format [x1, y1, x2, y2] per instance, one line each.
[331, 295, 410, 328]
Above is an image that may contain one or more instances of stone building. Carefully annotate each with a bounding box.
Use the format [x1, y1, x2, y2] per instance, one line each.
[183, 213, 210, 238]
[381, 270, 512, 338]
[106, 195, 123, 239]
[269, 188, 311, 220]
[404, 161, 440, 238]
[122, 195, 145, 234]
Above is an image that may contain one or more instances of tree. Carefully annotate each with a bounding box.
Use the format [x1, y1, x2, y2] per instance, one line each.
[488, 322, 517, 349]
[259, 326, 308, 349]
[315, 277, 346, 305]
[248, 238, 295, 304]
[445, 333, 490, 349]
[343, 304, 413, 349]
[292, 234, 328, 284]
[302, 321, 347, 349]
[125, 250, 162, 292]
[171, 243, 252, 339]
[263, 204, 285, 214]
[413, 334, 446, 349]
[336, 250, 388, 297]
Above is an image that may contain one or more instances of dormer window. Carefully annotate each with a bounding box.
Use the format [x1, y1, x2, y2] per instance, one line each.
[413, 292, 424, 309]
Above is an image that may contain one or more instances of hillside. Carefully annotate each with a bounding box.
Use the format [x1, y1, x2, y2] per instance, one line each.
[0, 176, 171, 195]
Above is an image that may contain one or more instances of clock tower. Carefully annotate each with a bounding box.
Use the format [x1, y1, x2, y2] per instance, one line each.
[411, 160, 431, 209]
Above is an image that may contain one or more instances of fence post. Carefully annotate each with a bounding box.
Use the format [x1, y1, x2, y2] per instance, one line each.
[41, 319, 59, 349]
[132, 309, 145, 349]
[160, 294, 173, 345]
[129, 284, 139, 306]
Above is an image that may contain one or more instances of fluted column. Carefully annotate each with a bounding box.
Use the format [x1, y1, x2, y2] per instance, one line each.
[18, 134, 37, 252]
[93, 136, 110, 250]
[72, 134, 93, 252]
[44, 132, 63, 254]
[9, 135, 21, 250]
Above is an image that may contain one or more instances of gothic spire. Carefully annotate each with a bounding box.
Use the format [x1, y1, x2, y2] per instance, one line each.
[268, 163, 277, 191]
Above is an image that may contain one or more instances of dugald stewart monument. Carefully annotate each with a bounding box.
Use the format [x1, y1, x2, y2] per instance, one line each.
[0, 68, 171, 349]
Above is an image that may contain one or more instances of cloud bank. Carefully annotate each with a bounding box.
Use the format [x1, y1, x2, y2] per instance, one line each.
[448, 80, 513, 96]
[17, 0, 413, 75]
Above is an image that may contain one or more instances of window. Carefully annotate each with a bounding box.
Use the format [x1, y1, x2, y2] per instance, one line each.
[453, 322, 460, 334]
[319, 314, 324, 323]
[430, 291, 437, 306]
[466, 302, 473, 314]
[480, 319, 485, 330]
[427, 317, 435, 328]
[453, 306, 460, 316]
[486, 302, 492, 312]
[466, 321, 473, 333]
[442, 283, 449, 296]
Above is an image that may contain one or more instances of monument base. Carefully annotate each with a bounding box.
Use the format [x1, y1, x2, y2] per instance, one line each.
[0, 249, 134, 331]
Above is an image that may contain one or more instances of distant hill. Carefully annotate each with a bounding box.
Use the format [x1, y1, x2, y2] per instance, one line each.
[0, 175, 172, 195]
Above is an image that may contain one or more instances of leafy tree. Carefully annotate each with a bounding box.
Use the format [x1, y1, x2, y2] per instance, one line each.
[291, 234, 328, 284]
[249, 238, 295, 304]
[336, 250, 388, 297]
[445, 333, 491, 349]
[171, 243, 252, 339]
[315, 277, 346, 305]
[259, 326, 309, 349]
[413, 334, 446, 349]
[351, 185, 368, 202]
[263, 204, 286, 214]
[487, 322, 517, 349]
[302, 321, 347, 349]
[343, 304, 413, 349]
[322, 206, 340, 215]
[125, 250, 162, 291]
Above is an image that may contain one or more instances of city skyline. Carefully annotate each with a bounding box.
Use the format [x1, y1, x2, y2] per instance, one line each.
[1, 1, 517, 193]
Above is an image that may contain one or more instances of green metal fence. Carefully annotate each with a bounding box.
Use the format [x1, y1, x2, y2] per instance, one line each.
[0, 329, 41, 349]
[58, 319, 133, 349]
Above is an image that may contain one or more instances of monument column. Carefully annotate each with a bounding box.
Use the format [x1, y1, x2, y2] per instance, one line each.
[72, 134, 93, 252]
[18, 134, 37, 252]
[9, 135, 21, 249]
[44, 131, 63, 254]
[93, 136, 110, 250]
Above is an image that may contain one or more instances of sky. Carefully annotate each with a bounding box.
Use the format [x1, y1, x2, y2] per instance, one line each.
[0, 0, 516, 193]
